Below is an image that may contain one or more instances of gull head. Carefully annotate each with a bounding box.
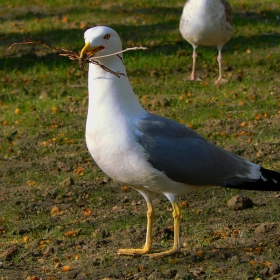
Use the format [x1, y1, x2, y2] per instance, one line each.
[80, 26, 122, 58]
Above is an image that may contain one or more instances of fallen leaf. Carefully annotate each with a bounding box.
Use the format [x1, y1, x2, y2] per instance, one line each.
[26, 180, 36, 186]
[245, 247, 253, 252]
[121, 186, 130, 193]
[74, 167, 84, 176]
[137, 264, 145, 272]
[196, 250, 204, 257]
[61, 16, 68, 23]
[80, 22, 86, 29]
[112, 205, 122, 211]
[23, 236, 29, 243]
[83, 208, 92, 217]
[168, 258, 179, 264]
[61, 265, 71, 272]
[263, 112, 268, 118]
[168, 225, 174, 231]
[255, 114, 262, 121]
[28, 277, 42, 280]
[181, 201, 189, 209]
[55, 262, 62, 269]
[263, 260, 271, 267]
[64, 229, 81, 237]
[255, 247, 263, 253]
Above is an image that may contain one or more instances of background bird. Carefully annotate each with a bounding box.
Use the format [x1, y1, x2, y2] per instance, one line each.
[80, 26, 279, 258]
[179, 0, 234, 84]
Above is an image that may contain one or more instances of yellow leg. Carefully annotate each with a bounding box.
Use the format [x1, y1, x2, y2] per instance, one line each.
[149, 202, 181, 258]
[117, 202, 154, 256]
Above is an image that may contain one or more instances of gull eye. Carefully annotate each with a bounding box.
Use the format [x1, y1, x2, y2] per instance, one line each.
[104, 34, 110, 40]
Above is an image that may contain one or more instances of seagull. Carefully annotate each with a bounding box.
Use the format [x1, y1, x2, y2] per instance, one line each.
[179, 0, 234, 84]
[80, 26, 279, 258]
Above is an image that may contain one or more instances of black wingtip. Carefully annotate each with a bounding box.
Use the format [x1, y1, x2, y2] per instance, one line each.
[259, 167, 280, 189]
[225, 167, 280, 192]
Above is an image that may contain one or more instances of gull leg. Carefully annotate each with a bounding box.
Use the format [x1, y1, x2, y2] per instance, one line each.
[149, 202, 181, 258]
[215, 46, 228, 85]
[188, 45, 201, 81]
[118, 202, 154, 256]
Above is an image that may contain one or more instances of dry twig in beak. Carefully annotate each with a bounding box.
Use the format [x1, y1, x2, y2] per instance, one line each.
[9, 39, 148, 78]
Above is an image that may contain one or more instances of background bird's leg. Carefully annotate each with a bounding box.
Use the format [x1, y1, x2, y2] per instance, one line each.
[117, 202, 154, 256]
[215, 46, 227, 85]
[149, 201, 181, 258]
[188, 45, 201, 81]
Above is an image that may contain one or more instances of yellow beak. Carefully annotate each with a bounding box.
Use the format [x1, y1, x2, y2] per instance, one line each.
[80, 42, 104, 58]
[80, 41, 91, 58]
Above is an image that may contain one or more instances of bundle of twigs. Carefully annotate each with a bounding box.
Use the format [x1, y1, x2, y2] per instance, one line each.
[9, 39, 148, 78]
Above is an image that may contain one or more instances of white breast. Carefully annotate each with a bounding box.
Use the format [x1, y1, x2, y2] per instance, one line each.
[180, 0, 233, 46]
[85, 63, 154, 186]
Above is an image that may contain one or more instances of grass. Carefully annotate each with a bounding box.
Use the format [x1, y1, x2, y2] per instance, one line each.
[0, 0, 280, 279]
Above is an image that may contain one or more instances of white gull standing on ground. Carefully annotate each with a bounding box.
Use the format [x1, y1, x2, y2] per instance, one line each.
[80, 26, 279, 258]
[179, 0, 234, 84]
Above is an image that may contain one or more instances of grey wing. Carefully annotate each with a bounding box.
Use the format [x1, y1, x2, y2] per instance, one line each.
[221, 0, 233, 25]
[136, 114, 254, 187]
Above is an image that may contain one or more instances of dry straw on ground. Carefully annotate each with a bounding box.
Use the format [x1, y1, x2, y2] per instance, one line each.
[9, 39, 148, 77]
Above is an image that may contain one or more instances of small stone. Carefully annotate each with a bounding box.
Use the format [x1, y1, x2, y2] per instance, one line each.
[101, 229, 110, 239]
[0, 246, 18, 261]
[66, 270, 79, 279]
[18, 228, 29, 235]
[268, 263, 280, 276]
[260, 267, 269, 276]
[227, 194, 253, 210]
[165, 269, 177, 278]
[28, 239, 43, 249]
[43, 246, 55, 256]
[192, 267, 205, 277]
[60, 177, 74, 187]
[148, 271, 165, 279]
[76, 272, 91, 280]
[255, 223, 276, 235]
[75, 239, 85, 246]
[230, 255, 240, 263]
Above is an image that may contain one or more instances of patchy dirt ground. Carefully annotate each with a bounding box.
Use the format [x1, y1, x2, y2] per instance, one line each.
[1, 95, 280, 280]
[1, 0, 280, 278]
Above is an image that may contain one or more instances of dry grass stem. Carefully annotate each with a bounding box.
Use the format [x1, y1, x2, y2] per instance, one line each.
[8, 39, 148, 77]
[93, 46, 148, 59]
[262, 32, 280, 37]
